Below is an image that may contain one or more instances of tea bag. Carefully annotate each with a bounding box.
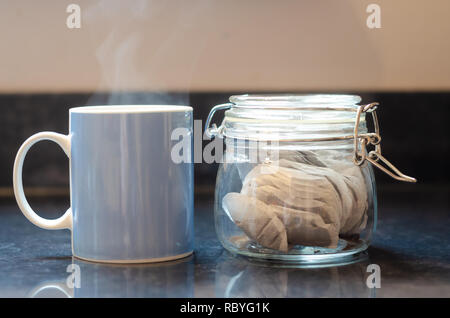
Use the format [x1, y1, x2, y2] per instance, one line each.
[235, 150, 327, 181]
[275, 150, 327, 168]
[223, 150, 369, 251]
[223, 192, 338, 249]
[271, 205, 339, 248]
[339, 166, 368, 235]
[222, 192, 288, 252]
[242, 163, 343, 228]
[307, 151, 369, 235]
[312, 150, 369, 235]
[240, 162, 343, 247]
[276, 158, 368, 234]
[279, 160, 354, 227]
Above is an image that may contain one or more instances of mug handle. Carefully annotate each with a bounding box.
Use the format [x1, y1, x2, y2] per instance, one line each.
[13, 132, 72, 230]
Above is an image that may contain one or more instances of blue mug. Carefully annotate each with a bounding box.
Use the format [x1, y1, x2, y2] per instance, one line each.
[13, 105, 194, 263]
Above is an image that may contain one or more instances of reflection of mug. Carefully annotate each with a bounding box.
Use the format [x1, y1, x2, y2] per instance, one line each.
[29, 256, 195, 298]
[27, 281, 74, 298]
[71, 257, 195, 297]
[14, 105, 194, 263]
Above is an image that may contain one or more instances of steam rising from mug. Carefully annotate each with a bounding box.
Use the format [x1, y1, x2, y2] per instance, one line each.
[83, 0, 212, 106]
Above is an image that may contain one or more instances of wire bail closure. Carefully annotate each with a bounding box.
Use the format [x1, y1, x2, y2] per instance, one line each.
[204, 103, 232, 139]
[353, 103, 416, 183]
[204, 101, 417, 183]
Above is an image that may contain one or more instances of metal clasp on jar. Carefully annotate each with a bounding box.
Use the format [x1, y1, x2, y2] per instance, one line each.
[204, 103, 232, 139]
[353, 103, 416, 183]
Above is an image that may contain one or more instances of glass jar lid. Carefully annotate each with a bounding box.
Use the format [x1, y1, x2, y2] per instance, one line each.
[209, 94, 367, 142]
[229, 94, 362, 109]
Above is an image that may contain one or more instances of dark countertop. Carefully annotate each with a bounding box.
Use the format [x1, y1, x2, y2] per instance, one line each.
[0, 186, 449, 298]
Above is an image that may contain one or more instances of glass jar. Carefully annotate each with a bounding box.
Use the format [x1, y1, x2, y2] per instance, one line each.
[205, 94, 415, 265]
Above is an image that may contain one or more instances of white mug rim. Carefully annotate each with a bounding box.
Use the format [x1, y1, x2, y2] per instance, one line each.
[70, 105, 192, 114]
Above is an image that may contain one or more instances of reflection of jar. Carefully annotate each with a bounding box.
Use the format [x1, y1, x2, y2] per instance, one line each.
[205, 94, 415, 264]
[214, 255, 374, 297]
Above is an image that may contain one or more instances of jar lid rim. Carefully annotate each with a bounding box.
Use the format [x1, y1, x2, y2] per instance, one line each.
[229, 94, 362, 109]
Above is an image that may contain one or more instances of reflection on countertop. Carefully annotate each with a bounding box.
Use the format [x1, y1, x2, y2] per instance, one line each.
[26, 255, 374, 298]
[28, 256, 195, 298]
[0, 186, 449, 297]
[214, 255, 376, 298]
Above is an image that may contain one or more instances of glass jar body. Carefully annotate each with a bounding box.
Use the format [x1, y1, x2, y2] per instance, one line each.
[214, 139, 377, 264]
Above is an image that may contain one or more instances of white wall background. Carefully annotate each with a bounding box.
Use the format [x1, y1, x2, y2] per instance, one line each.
[0, 0, 449, 93]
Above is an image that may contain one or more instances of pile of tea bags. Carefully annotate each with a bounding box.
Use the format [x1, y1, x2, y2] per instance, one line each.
[222, 151, 368, 251]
